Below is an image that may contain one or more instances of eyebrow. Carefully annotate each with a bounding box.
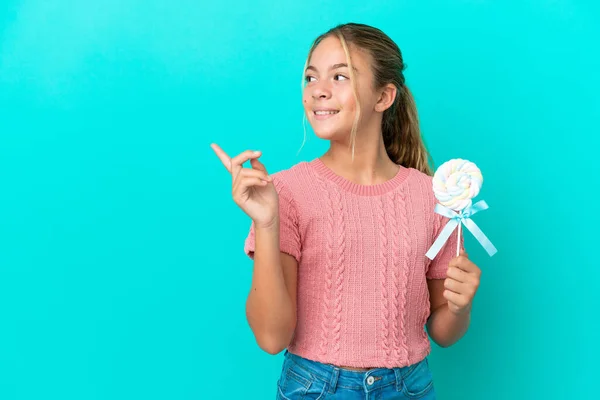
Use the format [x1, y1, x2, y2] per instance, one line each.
[305, 63, 358, 73]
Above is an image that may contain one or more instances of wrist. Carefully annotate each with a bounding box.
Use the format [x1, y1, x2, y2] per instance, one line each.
[449, 303, 472, 317]
[255, 216, 279, 231]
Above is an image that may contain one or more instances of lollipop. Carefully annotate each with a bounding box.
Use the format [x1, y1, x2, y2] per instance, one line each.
[425, 159, 497, 259]
[433, 159, 482, 211]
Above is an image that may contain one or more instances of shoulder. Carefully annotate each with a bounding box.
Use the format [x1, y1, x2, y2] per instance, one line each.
[403, 167, 436, 202]
[263, 161, 316, 209]
[269, 161, 314, 193]
[405, 167, 433, 185]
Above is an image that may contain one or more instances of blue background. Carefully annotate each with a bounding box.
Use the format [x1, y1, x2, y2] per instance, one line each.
[1, 0, 598, 399]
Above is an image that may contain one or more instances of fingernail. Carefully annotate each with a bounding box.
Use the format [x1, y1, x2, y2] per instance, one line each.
[253, 151, 260, 155]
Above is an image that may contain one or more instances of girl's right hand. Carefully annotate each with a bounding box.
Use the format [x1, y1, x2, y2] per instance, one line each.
[211, 143, 279, 228]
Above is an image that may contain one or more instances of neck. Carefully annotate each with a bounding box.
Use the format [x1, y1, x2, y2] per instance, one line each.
[320, 122, 399, 185]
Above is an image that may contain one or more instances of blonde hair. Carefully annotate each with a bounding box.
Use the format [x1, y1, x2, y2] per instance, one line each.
[300, 23, 433, 176]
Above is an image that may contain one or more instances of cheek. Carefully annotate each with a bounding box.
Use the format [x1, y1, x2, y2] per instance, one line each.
[339, 89, 356, 112]
[302, 90, 310, 107]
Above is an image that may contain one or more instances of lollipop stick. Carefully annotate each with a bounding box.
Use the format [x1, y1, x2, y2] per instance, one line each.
[456, 219, 462, 257]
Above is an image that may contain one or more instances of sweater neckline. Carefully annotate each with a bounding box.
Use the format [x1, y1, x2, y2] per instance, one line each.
[309, 158, 411, 196]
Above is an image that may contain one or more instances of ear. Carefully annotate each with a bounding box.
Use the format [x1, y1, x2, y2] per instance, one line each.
[374, 83, 397, 113]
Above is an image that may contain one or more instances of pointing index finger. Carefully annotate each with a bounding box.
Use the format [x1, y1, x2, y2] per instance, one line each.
[210, 143, 232, 173]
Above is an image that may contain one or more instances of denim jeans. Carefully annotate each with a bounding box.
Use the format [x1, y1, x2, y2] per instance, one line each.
[276, 350, 436, 399]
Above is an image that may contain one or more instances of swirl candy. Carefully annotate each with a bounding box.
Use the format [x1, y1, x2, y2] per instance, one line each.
[433, 159, 483, 211]
[426, 158, 497, 259]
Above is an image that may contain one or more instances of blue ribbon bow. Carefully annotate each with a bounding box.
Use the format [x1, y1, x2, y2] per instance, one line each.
[425, 200, 497, 259]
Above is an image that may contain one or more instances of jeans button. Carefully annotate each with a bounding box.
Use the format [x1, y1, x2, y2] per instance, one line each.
[366, 376, 375, 385]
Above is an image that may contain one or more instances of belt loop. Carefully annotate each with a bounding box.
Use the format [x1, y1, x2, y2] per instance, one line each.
[393, 367, 403, 392]
[328, 366, 340, 394]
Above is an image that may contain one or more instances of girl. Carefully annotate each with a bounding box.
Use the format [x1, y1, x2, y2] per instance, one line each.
[212, 23, 481, 400]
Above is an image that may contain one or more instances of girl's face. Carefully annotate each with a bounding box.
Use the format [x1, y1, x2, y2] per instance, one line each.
[302, 36, 380, 143]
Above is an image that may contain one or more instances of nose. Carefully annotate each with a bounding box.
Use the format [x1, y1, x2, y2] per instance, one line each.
[311, 81, 332, 100]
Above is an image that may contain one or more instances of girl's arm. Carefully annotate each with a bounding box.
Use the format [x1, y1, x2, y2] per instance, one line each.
[426, 278, 471, 348]
[245, 219, 298, 354]
[426, 251, 481, 347]
[209, 144, 297, 354]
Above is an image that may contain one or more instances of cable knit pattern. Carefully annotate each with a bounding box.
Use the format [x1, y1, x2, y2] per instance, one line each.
[376, 196, 391, 360]
[319, 175, 335, 356]
[386, 191, 403, 362]
[332, 187, 345, 356]
[243, 158, 459, 368]
[396, 186, 411, 361]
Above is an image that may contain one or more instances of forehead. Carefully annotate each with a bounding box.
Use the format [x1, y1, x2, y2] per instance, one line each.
[308, 35, 370, 71]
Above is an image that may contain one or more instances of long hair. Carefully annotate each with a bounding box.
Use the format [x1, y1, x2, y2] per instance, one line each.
[302, 23, 433, 175]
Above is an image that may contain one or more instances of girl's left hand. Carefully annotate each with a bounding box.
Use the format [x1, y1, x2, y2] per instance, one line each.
[444, 250, 481, 315]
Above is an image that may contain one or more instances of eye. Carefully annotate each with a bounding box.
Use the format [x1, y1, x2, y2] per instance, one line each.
[334, 74, 348, 81]
[305, 75, 316, 83]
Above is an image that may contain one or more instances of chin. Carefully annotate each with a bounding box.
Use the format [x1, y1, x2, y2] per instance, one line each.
[313, 128, 352, 143]
[309, 120, 352, 142]
[312, 128, 338, 140]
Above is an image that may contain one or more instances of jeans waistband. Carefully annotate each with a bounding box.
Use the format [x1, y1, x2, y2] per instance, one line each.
[283, 350, 425, 393]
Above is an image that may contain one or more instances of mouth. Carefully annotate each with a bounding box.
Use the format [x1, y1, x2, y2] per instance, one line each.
[313, 109, 340, 120]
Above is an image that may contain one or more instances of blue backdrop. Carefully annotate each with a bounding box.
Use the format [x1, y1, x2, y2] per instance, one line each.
[1, 1, 598, 399]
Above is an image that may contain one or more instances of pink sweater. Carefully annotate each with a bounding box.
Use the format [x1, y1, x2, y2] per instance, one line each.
[244, 158, 460, 368]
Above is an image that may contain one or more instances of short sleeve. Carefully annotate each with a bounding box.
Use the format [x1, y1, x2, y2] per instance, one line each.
[426, 211, 465, 279]
[243, 175, 302, 263]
